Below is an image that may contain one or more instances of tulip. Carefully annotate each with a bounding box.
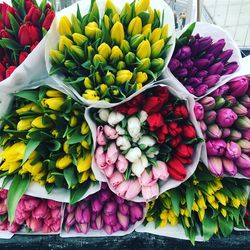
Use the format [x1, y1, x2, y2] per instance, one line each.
[115, 181, 130, 197]
[18, 23, 40, 46]
[43, 9, 55, 31]
[218, 49, 233, 63]
[200, 96, 216, 111]
[239, 168, 250, 178]
[43, 97, 64, 111]
[168, 58, 180, 72]
[109, 171, 124, 188]
[135, 0, 150, 14]
[104, 224, 113, 235]
[96, 126, 106, 146]
[102, 213, 117, 226]
[206, 139, 226, 157]
[103, 164, 114, 178]
[216, 108, 238, 128]
[85, 22, 100, 39]
[235, 117, 250, 130]
[195, 84, 208, 97]
[1, 3, 17, 28]
[104, 201, 117, 215]
[128, 17, 142, 36]
[240, 95, 250, 108]
[47, 200, 61, 209]
[125, 147, 141, 163]
[124, 180, 141, 200]
[58, 16, 72, 35]
[242, 130, 250, 140]
[207, 124, 222, 138]
[186, 85, 195, 94]
[116, 154, 128, 174]
[223, 62, 239, 75]
[203, 75, 220, 88]
[137, 40, 151, 59]
[141, 183, 159, 201]
[208, 156, 224, 176]
[119, 203, 129, 216]
[152, 161, 169, 181]
[187, 77, 202, 87]
[233, 103, 248, 116]
[227, 76, 249, 97]
[50, 50, 64, 64]
[207, 39, 225, 57]
[26, 5, 42, 26]
[225, 95, 237, 107]
[32, 201, 48, 219]
[235, 154, 250, 169]
[127, 117, 141, 139]
[238, 139, 250, 153]
[191, 36, 212, 55]
[222, 128, 231, 138]
[151, 39, 164, 58]
[230, 129, 242, 141]
[197, 70, 208, 78]
[175, 46, 192, 60]
[116, 136, 131, 151]
[106, 143, 119, 165]
[139, 170, 157, 187]
[111, 22, 124, 45]
[26, 217, 43, 232]
[194, 59, 210, 70]
[225, 142, 242, 160]
[115, 125, 125, 135]
[138, 136, 156, 149]
[194, 102, 204, 121]
[116, 211, 129, 231]
[167, 158, 187, 180]
[204, 110, 217, 124]
[131, 155, 148, 177]
[130, 203, 143, 222]
[55, 154, 72, 169]
[151, 58, 165, 72]
[222, 158, 237, 176]
[107, 112, 124, 126]
[208, 62, 224, 75]
[0, 201, 7, 215]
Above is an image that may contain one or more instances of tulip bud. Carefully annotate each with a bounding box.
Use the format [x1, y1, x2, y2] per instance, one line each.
[228, 76, 249, 97]
[150, 28, 162, 44]
[104, 201, 117, 216]
[98, 43, 111, 59]
[85, 22, 100, 39]
[87, 45, 95, 61]
[235, 117, 250, 130]
[43, 97, 64, 111]
[223, 62, 239, 75]
[131, 155, 148, 176]
[110, 22, 125, 46]
[17, 118, 33, 131]
[239, 168, 250, 178]
[93, 54, 106, 67]
[116, 70, 133, 84]
[203, 74, 220, 88]
[224, 95, 237, 107]
[204, 110, 217, 124]
[207, 39, 225, 57]
[64, 60, 77, 69]
[236, 154, 250, 169]
[230, 129, 242, 141]
[137, 40, 151, 59]
[168, 58, 180, 72]
[233, 103, 248, 116]
[208, 62, 224, 75]
[225, 141, 242, 160]
[50, 50, 64, 64]
[120, 3, 132, 24]
[195, 84, 208, 97]
[105, 0, 118, 15]
[151, 39, 164, 58]
[104, 71, 115, 85]
[240, 95, 250, 108]
[125, 52, 136, 65]
[194, 102, 204, 121]
[83, 77, 93, 89]
[218, 49, 233, 63]
[136, 72, 148, 84]
[110, 46, 124, 61]
[128, 17, 142, 36]
[216, 108, 238, 128]
[117, 211, 129, 231]
[151, 58, 165, 72]
[206, 140, 226, 156]
[207, 124, 222, 139]
[70, 45, 85, 61]
[222, 158, 237, 176]
[137, 58, 151, 71]
[58, 16, 72, 35]
[59, 35, 73, 52]
[130, 34, 144, 49]
[221, 128, 231, 138]
[141, 183, 160, 201]
[120, 40, 131, 54]
[208, 156, 224, 176]
[237, 139, 250, 153]
[135, 0, 150, 14]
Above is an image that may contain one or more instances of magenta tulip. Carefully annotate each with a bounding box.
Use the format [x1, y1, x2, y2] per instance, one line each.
[194, 102, 204, 121]
[206, 140, 226, 156]
[222, 158, 237, 176]
[208, 156, 224, 176]
[228, 76, 249, 97]
[216, 108, 238, 128]
[235, 154, 250, 169]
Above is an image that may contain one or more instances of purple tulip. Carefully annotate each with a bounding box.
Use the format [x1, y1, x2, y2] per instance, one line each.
[175, 46, 192, 60]
[91, 198, 103, 213]
[207, 39, 225, 57]
[200, 96, 216, 111]
[96, 215, 104, 230]
[216, 108, 238, 128]
[104, 224, 113, 235]
[117, 211, 129, 231]
[183, 59, 194, 69]
[206, 140, 226, 156]
[66, 213, 76, 227]
[186, 85, 195, 94]
[66, 204, 76, 214]
[119, 203, 129, 216]
[75, 206, 91, 224]
[218, 49, 233, 63]
[208, 62, 224, 75]
[227, 76, 249, 97]
[233, 103, 248, 116]
[223, 62, 239, 75]
[222, 128, 231, 138]
[112, 222, 122, 233]
[130, 203, 143, 222]
[230, 130, 242, 141]
[200, 120, 207, 132]
[174, 67, 188, 78]
[98, 189, 112, 203]
[237, 139, 250, 153]
[239, 168, 250, 177]
[202, 53, 215, 65]
[102, 213, 117, 226]
[91, 211, 98, 222]
[194, 59, 211, 70]
[211, 84, 229, 97]
[194, 102, 204, 121]
[195, 84, 208, 97]
[240, 95, 250, 108]
[78, 223, 89, 234]
[222, 158, 237, 176]
[235, 154, 250, 169]
[197, 70, 208, 78]
[115, 196, 125, 205]
[168, 58, 180, 71]
[187, 77, 202, 87]
[235, 117, 250, 130]
[191, 36, 212, 55]
[208, 156, 224, 176]
[243, 130, 250, 140]
[207, 124, 222, 139]
[204, 110, 217, 124]
[104, 201, 117, 215]
[203, 74, 220, 88]
[225, 142, 242, 160]
[187, 66, 198, 77]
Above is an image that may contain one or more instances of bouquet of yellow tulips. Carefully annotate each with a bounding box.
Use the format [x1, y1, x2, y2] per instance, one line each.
[49, 0, 172, 103]
[0, 86, 98, 220]
[144, 163, 249, 244]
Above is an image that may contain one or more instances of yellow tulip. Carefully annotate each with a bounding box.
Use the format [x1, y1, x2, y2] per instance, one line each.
[198, 209, 205, 222]
[104, 71, 115, 85]
[117, 61, 126, 70]
[112, 13, 120, 23]
[69, 116, 77, 127]
[215, 192, 228, 206]
[0, 161, 20, 172]
[137, 58, 151, 71]
[168, 210, 178, 226]
[160, 210, 168, 220]
[56, 155, 72, 169]
[46, 175, 55, 184]
[100, 84, 108, 94]
[16, 103, 33, 114]
[137, 40, 151, 59]
[197, 193, 207, 209]
[151, 39, 164, 58]
[146, 216, 154, 222]
[52, 130, 59, 138]
[31, 104, 42, 113]
[207, 195, 215, 204]
[105, 0, 118, 15]
[90, 173, 96, 181]
[49, 114, 57, 121]
[136, 72, 148, 84]
[135, 0, 150, 15]
[231, 197, 241, 208]
[83, 77, 93, 89]
[77, 153, 92, 173]
[192, 201, 199, 212]
[210, 201, 219, 210]
[58, 16, 72, 35]
[142, 24, 151, 36]
[112, 89, 119, 96]
[212, 180, 223, 192]
[103, 15, 110, 31]
[116, 70, 133, 84]
[93, 54, 106, 66]
[22, 159, 43, 176]
[2, 142, 26, 162]
[110, 46, 123, 61]
[31, 116, 51, 129]
[72, 33, 88, 46]
[95, 72, 102, 84]
[159, 219, 167, 228]
[81, 121, 90, 135]
[120, 40, 131, 54]
[70, 45, 85, 61]
[50, 50, 64, 64]
[150, 28, 162, 44]
[221, 208, 227, 218]
[111, 22, 124, 45]
[63, 142, 69, 153]
[79, 170, 90, 183]
[120, 3, 131, 24]
[184, 217, 191, 228]
[17, 118, 33, 131]
[59, 36, 73, 52]
[148, 6, 154, 24]
[98, 43, 111, 59]
[128, 17, 142, 36]
[46, 90, 64, 98]
[161, 24, 169, 41]
[43, 97, 64, 111]
[32, 172, 46, 184]
[81, 140, 90, 150]
[85, 22, 100, 39]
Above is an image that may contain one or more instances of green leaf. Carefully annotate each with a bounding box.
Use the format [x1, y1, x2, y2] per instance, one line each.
[7, 175, 31, 223]
[186, 185, 195, 214]
[218, 216, 234, 237]
[1, 175, 12, 188]
[51, 0, 56, 11]
[14, 89, 39, 103]
[49, 64, 65, 75]
[70, 181, 91, 204]
[45, 183, 55, 194]
[0, 214, 8, 222]
[154, 217, 161, 228]
[0, 38, 22, 50]
[202, 214, 217, 241]
[67, 130, 85, 145]
[39, 0, 47, 12]
[64, 166, 78, 188]
[47, 140, 61, 152]
[169, 189, 181, 216]
[8, 13, 20, 38]
[22, 139, 41, 164]
[179, 22, 196, 40]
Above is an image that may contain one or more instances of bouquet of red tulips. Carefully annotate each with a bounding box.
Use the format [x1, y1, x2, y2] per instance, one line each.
[91, 84, 202, 202]
[0, 0, 55, 81]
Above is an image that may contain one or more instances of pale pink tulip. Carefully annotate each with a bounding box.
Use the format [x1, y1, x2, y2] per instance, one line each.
[96, 126, 107, 145]
[109, 171, 124, 188]
[106, 143, 119, 165]
[95, 146, 107, 169]
[104, 125, 118, 139]
[116, 154, 128, 173]
[139, 170, 157, 187]
[141, 183, 160, 201]
[104, 164, 115, 177]
[124, 179, 141, 200]
[152, 161, 169, 181]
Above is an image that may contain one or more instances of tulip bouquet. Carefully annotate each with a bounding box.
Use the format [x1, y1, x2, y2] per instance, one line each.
[0, 189, 8, 232]
[142, 164, 249, 244]
[194, 76, 250, 177]
[0, 85, 98, 221]
[48, 0, 173, 103]
[0, 190, 63, 234]
[168, 22, 239, 97]
[92, 85, 202, 202]
[243, 199, 250, 229]
[63, 183, 145, 236]
[0, 0, 55, 81]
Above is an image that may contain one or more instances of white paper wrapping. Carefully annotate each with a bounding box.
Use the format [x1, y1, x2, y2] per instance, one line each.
[163, 21, 243, 100]
[85, 81, 203, 202]
[44, 0, 176, 108]
[0, 231, 14, 239]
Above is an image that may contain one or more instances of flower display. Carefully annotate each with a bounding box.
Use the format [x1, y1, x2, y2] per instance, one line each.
[195, 76, 250, 177]
[63, 183, 145, 235]
[92, 85, 201, 201]
[0, 0, 55, 81]
[0, 86, 97, 211]
[168, 23, 238, 97]
[0, 189, 63, 234]
[144, 164, 248, 243]
[49, 0, 172, 103]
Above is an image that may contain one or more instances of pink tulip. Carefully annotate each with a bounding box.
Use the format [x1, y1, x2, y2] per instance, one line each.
[141, 183, 160, 201]
[96, 126, 107, 145]
[22, 197, 40, 211]
[239, 168, 250, 178]
[116, 154, 128, 173]
[124, 179, 141, 200]
[50, 208, 61, 221]
[98, 189, 112, 203]
[7, 222, 20, 233]
[78, 223, 89, 234]
[50, 220, 61, 232]
[116, 181, 130, 197]
[66, 204, 76, 213]
[32, 201, 48, 219]
[104, 201, 117, 215]
[139, 170, 157, 186]
[222, 158, 237, 176]
[104, 125, 118, 139]
[0, 220, 8, 231]
[130, 203, 143, 222]
[194, 102, 204, 121]
[112, 222, 122, 232]
[152, 161, 169, 181]
[42, 224, 52, 233]
[104, 224, 113, 235]
[106, 143, 119, 165]
[14, 208, 30, 225]
[103, 164, 115, 177]
[228, 76, 249, 97]
[216, 108, 238, 128]
[235, 154, 250, 169]
[118, 203, 129, 216]
[47, 200, 61, 209]
[102, 213, 117, 226]
[208, 156, 224, 176]
[66, 212, 76, 227]
[0, 201, 7, 215]
[225, 141, 242, 160]
[91, 198, 103, 213]
[117, 211, 129, 231]
[243, 130, 250, 140]
[95, 215, 104, 230]
[95, 146, 107, 169]
[0, 189, 7, 199]
[109, 171, 124, 188]
[26, 217, 43, 232]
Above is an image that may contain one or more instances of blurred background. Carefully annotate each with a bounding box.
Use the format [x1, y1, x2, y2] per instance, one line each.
[55, 0, 250, 55]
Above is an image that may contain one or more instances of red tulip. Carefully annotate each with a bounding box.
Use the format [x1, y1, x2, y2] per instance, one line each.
[173, 104, 189, 119]
[5, 66, 17, 78]
[182, 124, 196, 139]
[19, 52, 29, 64]
[168, 122, 182, 137]
[0, 63, 6, 80]
[26, 5, 42, 26]
[167, 158, 187, 181]
[24, 0, 34, 12]
[0, 29, 12, 39]
[18, 23, 41, 46]
[147, 113, 164, 131]
[42, 9, 55, 31]
[1, 3, 18, 28]
[175, 144, 194, 158]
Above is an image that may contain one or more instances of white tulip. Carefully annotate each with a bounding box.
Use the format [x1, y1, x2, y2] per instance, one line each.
[131, 155, 148, 177]
[108, 112, 124, 126]
[98, 109, 110, 122]
[125, 147, 142, 163]
[146, 148, 159, 158]
[116, 136, 131, 151]
[132, 134, 141, 143]
[139, 110, 148, 123]
[115, 125, 125, 135]
[138, 136, 156, 148]
[127, 117, 141, 138]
